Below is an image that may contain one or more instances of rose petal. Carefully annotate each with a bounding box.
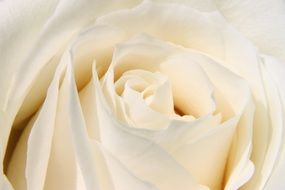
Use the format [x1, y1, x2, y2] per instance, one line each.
[80, 64, 158, 190]
[115, 70, 174, 115]
[40, 62, 78, 190]
[1, 1, 143, 176]
[25, 55, 67, 190]
[157, 53, 255, 189]
[0, 0, 59, 112]
[172, 117, 238, 190]
[6, 115, 36, 190]
[95, 6, 269, 179]
[160, 55, 216, 117]
[259, 56, 285, 190]
[214, 0, 285, 62]
[5, 54, 68, 190]
[6, 0, 142, 127]
[186, 53, 255, 190]
[92, 62, 209, 190]
[0, 0, 59, 184]
[96, 1, 279, 189]
[92, 141, 158, 190]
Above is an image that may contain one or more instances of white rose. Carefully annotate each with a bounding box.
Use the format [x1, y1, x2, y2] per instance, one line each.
[1, 0, 285, 190]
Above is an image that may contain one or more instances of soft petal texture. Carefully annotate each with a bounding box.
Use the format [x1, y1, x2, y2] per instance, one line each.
[244, 57, 284, 189]
[95, 2, 280, 189]
[80, 64, 158, 190]
[260, 56, 285, 190]
[0, 0, 59, 185]
[94, 142, 157, 190]
[0, 0, 59, 112]
[6, 115, 36, 190]
[2, 0, 285, 189]
[25, 58, 66, 190]
[162, 53, 255, 190]
[96, 31, 255, 189]
[214, 0, 285, 62]
[117, 72, 172, 129]
[5, 52, 67, 190]
[2, 0, 143, 125]
[92, 72, 210, 190]
[160, 56, 216, 117]
[0, 1, 142, 183]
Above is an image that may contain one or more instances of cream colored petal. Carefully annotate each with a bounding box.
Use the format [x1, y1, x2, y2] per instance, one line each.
[108, 34, 179, 78]
[258, 56, 285, 190]
[173, 117, 238, 190]
[73, 24, 128, 139]
[157, 114, 221, 151]
[43, 64, 77, 190]
[159, 53, 255, 189]
[121, 81, 170, 130]
[93, 141, 157, 190]
[100, 35, 179, 128]
[95, 0, 266, 114]
[44, 53, 103, 190]
[6, 116, 36, 190]
[143, 79, 174, 115]
[114, 69, 174, 129]
[71, 24, 126, 89]
[95, 7, 270, 182]
[156, 52, 255, 189]
[235, 55, 285, 190]
[124, 111, 226, 190]
[115, 70, 174, 115]
[5, 0, 142, 128]
[79, 80, 101, 141]
[214, 0, 285, 62]
[249, 58, 283, 188]
[1, 1, 143, 177]
[5, 54, 67, 190]
[186, 53, 255, 190]
[0, 0, 59, 184]
[184, 52, 252, 117]
[96, 0, 228, 59]
[61, 61, 102, 190]
[25, 57, 67, 190]
[101, 64, 133, 126]
[160, 55, 215, 117]
[93, 64, 208, 190]
[80, 63, 175, 190]
[98, 32, 255, 188]
[0, 0, 59, 112]
[98, 1, 272, 188]
[80, 64, 158, 190]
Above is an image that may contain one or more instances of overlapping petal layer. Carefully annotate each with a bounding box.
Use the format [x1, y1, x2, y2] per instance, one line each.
[1, 1, 284, 190]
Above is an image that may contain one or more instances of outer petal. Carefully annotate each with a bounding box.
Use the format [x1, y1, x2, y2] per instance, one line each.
[1, 1, 142, 182]
[0, 0, 59, 111]
[0, 0, 59, 185]
[214, 0, 285, 62]
[25, 55, 67, 190]
[5, 52, 71, 190]
[261, 56, 285, 189]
